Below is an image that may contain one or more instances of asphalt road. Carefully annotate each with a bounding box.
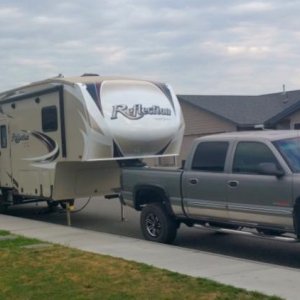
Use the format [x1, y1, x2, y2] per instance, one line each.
[5, 196, 300, 269]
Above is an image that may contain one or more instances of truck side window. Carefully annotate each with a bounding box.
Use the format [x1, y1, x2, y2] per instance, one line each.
[42, 106, 58, 132]
[0, 125, 7, 148]
[233, 142, 280, 174]
[192, 142, 228, 172]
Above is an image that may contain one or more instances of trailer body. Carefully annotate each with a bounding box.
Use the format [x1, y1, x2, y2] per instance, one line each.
[0, 75, 184, 204]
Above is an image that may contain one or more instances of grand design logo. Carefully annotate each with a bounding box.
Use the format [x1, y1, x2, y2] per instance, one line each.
[111, 104, 171, 120]
[12, 132, 29, 143]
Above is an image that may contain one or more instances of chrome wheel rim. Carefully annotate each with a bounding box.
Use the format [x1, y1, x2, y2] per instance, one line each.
[145, 213, 161, 237]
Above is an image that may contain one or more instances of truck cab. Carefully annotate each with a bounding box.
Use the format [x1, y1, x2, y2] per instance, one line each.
[182, 131, 296, 233]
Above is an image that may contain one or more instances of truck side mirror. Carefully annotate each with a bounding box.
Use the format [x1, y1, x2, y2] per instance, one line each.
[258, 162, 284, 178]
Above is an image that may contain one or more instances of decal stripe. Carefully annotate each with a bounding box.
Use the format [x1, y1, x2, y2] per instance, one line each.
[113, 141, 124, 157]
[156, 140, 172, 155]
[22, 131, 60, 163]
[59, 86, 67, 158]
[152, 82, 176, 114]
[86, 83, 104, 116]
[6, 172, 19, 187]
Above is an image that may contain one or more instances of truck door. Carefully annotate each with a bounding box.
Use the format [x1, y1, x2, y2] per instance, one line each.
[227, 141, 293, 227]
[0, 121, 12, 188]
[182, 141, 230, 219]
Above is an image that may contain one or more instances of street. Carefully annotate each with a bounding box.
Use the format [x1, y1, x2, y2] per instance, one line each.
[5, 196, 300, 269]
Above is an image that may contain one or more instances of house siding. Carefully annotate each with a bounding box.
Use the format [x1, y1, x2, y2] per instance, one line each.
[178, 101, 236, 161]
[180, 101, 236, 135]
[288, 110, 300, 129]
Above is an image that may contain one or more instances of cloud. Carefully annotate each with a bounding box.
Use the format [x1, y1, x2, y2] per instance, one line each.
[33, 15, 75, 25]
[0, 0, 300, 95]
[0, 6, 22, 18]
[231, 2, 274, 14]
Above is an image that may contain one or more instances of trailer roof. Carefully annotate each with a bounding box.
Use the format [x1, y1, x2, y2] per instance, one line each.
[0, 75, 153, 100]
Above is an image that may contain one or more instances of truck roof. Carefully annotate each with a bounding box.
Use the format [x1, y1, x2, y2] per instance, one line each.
[196, 130, 300, 142]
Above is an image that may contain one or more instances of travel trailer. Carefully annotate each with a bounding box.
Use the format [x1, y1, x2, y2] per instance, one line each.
[0, 75, 184, 209]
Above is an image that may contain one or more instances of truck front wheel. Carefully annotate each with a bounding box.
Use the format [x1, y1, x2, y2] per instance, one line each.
[140, 203, 177, 244]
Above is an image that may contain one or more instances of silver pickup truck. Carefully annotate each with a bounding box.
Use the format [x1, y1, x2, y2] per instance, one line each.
[120, 131, 300, 244]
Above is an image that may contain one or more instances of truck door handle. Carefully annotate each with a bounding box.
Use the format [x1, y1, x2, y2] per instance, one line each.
[228, 180, 239, 188]
[189, 178, 198, 185]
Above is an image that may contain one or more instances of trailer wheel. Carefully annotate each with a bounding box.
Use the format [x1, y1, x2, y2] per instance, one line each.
[293, 202, 300, 239]
[256, 228, 283, 236]
[0, 198, 7, 213]
[0, 191, 9, 213]
[47, 200, 59, 209]
[140, 203, 177, 244]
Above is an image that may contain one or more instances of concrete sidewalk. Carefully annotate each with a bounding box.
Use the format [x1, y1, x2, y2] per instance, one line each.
[0, 214, 298, 299]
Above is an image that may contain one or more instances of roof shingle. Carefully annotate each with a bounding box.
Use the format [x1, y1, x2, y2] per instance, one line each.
[178, 90, 300, 126]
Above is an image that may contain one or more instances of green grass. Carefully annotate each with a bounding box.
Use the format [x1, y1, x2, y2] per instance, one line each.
[0, 231, 281, 300]
[0, 230, 10, 236]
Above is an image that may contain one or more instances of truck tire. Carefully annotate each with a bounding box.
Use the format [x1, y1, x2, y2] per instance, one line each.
[140, 203, 177, 244]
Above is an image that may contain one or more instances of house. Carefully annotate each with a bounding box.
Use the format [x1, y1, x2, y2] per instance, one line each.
[177, 90, 300, 162]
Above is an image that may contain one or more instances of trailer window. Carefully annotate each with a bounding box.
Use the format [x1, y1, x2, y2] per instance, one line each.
[0, 125, 7, 148]
[42, 106, 58, 132]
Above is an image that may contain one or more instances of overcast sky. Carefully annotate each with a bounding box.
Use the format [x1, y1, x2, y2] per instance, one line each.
[1, 0, 300, 95]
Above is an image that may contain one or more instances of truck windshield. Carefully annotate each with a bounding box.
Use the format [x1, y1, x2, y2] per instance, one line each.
[273, 137, 300, 173]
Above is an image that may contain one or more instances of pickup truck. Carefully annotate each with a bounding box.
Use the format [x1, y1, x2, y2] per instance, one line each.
[120, 130, 300, 243]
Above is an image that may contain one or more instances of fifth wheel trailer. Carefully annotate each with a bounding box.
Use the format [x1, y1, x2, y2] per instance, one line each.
[0, 75, 184, 209]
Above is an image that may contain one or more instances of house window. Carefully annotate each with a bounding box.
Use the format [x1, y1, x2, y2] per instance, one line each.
[276, 119, 291, 130]
[42, 106, 58, 132]
[192, 142, 228, 172]
[294, 123, 300, 129]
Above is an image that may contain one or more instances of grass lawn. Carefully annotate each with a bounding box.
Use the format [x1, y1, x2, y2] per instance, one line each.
[0, 231, 281, 300]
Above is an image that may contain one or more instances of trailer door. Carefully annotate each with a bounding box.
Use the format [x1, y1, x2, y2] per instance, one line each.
[7, 86, 65, 197]
[0, 121, 12, 188]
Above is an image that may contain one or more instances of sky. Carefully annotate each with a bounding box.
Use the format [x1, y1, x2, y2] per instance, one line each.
[1, 0, 300, 95]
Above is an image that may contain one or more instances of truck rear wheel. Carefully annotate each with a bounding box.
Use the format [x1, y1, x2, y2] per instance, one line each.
[140, 203, 177, 244]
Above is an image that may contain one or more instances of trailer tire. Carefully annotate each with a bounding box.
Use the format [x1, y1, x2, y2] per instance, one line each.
[0, 200, 7, 213]
[293, 201, 300, 239]
[140, 203, 177, 244]
[0, 191, 8, 213]
[256, 228, 283, 236]
[47, 200, 59, 209]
